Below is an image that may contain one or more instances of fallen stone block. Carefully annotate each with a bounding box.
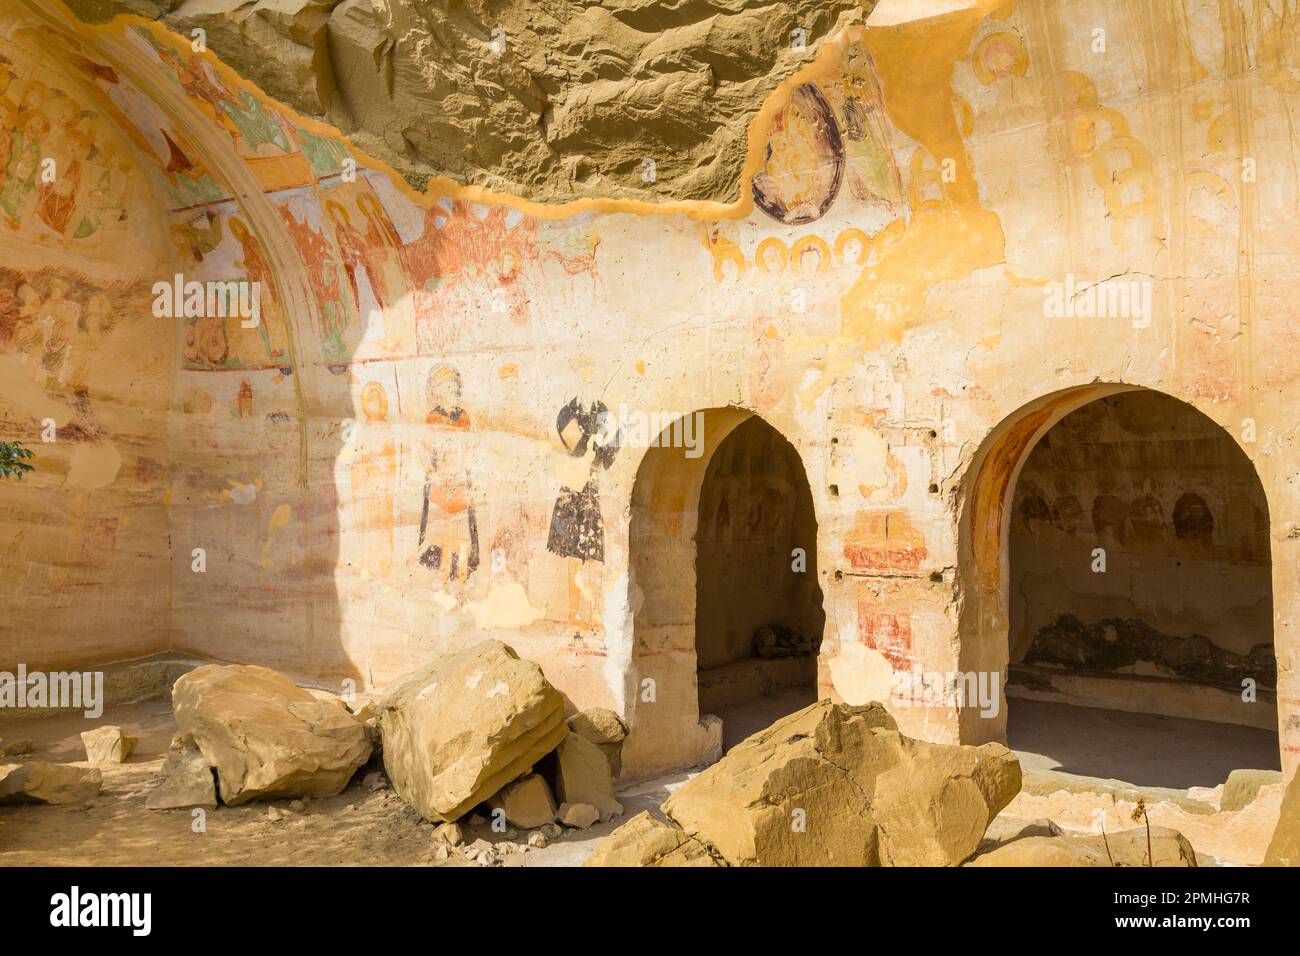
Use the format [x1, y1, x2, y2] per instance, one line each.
[80, 725, 138, 765]
[568, 708, 628, 776]
[172, 664, 372, 805]
[379, 640, 567, 822]
[591, 700, 1021, 867]
[145, 746, 217, 810]
[555, 732, 622, 821]
[968, 826, 1198, 866]
[0, 761, 102, 805]
[487, 773, 556, 829]
[558, 802, 600, 829]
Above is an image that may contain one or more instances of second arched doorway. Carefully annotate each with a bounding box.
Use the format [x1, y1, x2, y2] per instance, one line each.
[959, 385, 1279, 788]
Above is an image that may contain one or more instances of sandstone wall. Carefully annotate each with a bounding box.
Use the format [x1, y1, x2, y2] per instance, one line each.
[3, 0, 1298, 780]
[0, 15, 178, 670]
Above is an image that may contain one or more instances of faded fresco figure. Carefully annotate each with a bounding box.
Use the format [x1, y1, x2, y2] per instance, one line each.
[351, 380, 396, 578]
[547, 398, 620, 625]
[417, 365, 479, 585]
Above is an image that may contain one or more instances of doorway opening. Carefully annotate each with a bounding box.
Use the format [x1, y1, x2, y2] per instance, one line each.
[961, 386, 1278, 789]
[694, 417, 824, 750]
[622, 408, 824, 776]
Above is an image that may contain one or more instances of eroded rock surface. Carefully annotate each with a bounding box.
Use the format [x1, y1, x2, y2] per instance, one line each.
[66, 0, 869, 204]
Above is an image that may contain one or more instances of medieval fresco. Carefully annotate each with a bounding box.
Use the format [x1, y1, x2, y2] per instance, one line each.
[1, 0, 1299, 795]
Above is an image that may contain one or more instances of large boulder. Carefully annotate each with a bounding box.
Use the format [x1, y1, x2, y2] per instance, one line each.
[172, 664, 372, 805]
[0, 762, 102, 805]
[590, 700, 1021, 867]
[378, 640, 567, 822]
[555, 732, 622, 821]
[1265, 771, 1300, 866]
[968, 826, 1198, 867]
[584, 812, 721, 867]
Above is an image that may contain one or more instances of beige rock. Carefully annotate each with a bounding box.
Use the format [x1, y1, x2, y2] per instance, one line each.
[307, 688, 350, 711]
[568, 708, 628, 776]
[378, 640, 567, 822]
[558, 802, 600, 829]
[145, 746, 217, 810]
[568, 708, 627, 745]
[555, 732, 622, 821]
[465, 838, 497, 865]
[0, 738, 33, 758]
[1265, 771, 1300, 866]
[1221, 768, 1283, 812]
[80, 725, 138, 765]
[527, 830, 547, 849]
[0, 761, 102, 805]
[172, 664, 372, 805]
[487, 773, 557, 829]
[433, 822, 465, 847]
[658, 700, 1020, 867]
[585, 811, 722, 867]
[969, 826, 1198, 867]
[978, 816, 1063, 854]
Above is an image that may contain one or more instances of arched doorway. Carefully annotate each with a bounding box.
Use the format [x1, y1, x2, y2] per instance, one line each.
[620, 409, 823, 776]
[694, 417, 823, 748]
[959, 386, 1279, 788]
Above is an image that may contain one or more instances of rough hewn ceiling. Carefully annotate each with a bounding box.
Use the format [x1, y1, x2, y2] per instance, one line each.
[67, 0, 873, 204]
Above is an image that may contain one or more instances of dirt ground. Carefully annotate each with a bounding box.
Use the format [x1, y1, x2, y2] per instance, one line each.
[0, 700, 695, 867]
[1008, 697, 1281, 789]
[1, 694, 1276, 866]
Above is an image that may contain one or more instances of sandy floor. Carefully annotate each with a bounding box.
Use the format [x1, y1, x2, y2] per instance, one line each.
[0, 701, 695, 867]
[1008, 698, 1280, 789]
[712, 687, 818, 752]
[2, 694, 1276, 866]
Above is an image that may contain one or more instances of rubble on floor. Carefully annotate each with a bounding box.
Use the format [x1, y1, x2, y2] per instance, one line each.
[587, 699, 1022, 866]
